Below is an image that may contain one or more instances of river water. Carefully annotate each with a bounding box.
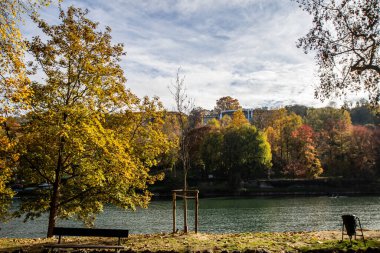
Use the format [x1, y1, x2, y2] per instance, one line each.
[1, 196, 380, 238]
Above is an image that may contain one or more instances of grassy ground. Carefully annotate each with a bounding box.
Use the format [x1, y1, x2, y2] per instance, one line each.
[1, 230, 380, 252]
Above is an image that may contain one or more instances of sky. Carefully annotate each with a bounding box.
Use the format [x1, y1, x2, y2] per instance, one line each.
[22, 0, 339, 110]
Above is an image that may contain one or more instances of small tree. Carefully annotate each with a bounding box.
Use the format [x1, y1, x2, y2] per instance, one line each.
[169, 68, 193, 232]
[169, 69, 193, 190]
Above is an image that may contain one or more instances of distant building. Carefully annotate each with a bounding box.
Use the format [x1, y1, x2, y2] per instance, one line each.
[202, 108, 254, 124]
[220, 109, 254, 121]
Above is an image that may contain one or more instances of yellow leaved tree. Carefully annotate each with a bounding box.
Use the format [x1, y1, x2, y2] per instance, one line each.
[231, 110, 250, 127]
[16, 6, 171, 237]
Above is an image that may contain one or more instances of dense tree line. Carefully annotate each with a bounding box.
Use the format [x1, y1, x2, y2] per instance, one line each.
[161, 97, 380, 189]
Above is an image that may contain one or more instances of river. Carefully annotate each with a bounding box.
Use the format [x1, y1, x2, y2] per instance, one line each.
[1, 196, 380, 238]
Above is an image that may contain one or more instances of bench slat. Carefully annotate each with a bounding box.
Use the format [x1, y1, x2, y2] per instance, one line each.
[53, 227, 129, 238]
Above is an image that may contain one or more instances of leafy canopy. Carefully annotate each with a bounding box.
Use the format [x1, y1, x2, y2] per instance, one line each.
[17, 6, 170, 236]
[214, 96, 241, 113]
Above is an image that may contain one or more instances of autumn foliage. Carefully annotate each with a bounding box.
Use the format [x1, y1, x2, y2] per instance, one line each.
[6, 6, 172, 237]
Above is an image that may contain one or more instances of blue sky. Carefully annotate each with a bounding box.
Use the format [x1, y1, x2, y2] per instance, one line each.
[22, 0, 336, 110]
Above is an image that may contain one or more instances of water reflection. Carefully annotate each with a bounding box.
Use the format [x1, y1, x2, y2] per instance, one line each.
[1, 196, 379, 238]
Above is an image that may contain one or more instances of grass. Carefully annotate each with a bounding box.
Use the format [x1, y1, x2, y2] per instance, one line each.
[0, 231, 379, 252]
[299, 238, 380, 252]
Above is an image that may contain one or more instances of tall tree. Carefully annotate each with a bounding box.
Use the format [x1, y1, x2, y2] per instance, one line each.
[265, 112, 303, 177]
[222, 126, 272, 187]
[285, 124, 323, 178]
[17, 7, 170, 237]
[266, 113, 303, 163]
[306, 107, 352, 176]
[214, 96, 241, 113]
[296, 0, 380, 104]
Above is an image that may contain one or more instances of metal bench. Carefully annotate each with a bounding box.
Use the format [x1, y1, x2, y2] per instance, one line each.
[44, 227, 129, 251]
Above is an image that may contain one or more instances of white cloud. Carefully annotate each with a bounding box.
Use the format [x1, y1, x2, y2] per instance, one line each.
[21, 0, 342, 110]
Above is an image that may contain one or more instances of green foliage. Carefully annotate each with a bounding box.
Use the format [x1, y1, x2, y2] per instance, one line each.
[206, 118, 221, 128]
[223, 126, 272, 184]
[200, 130, 224, 177]
[16, 6, 170, 236]
[201, 125, 272, 184]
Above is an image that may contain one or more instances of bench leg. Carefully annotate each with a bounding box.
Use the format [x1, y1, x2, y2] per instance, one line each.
[116, 237, 121, 253]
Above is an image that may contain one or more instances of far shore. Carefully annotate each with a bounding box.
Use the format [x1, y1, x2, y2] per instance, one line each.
[1, 230, 380, 253]
[150, 178, 380, 199]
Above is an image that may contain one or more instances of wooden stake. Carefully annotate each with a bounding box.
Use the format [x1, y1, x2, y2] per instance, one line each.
[172, 192, 176, 233]
[195, 190, 199, 233]
[183, 190, 188, 233]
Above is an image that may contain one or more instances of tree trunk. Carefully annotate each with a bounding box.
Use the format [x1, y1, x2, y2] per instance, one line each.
[47, 179, 60, 237]
[47, 151, 62, 237]
[47, 125, 65, 237]
[183, 158, 188, 233]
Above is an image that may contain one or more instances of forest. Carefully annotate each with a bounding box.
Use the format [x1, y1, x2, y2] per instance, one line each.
[156, 97, 380, 191]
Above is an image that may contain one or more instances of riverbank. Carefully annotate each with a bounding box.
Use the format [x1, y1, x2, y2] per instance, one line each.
[1, 230, 380, 253]
[151, 178, 380, 199]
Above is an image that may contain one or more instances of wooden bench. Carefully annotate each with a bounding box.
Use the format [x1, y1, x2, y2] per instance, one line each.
[44, 227, 129, 252]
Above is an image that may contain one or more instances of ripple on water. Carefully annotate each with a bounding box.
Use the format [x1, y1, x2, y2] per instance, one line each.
[1, 196, 380, 238]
